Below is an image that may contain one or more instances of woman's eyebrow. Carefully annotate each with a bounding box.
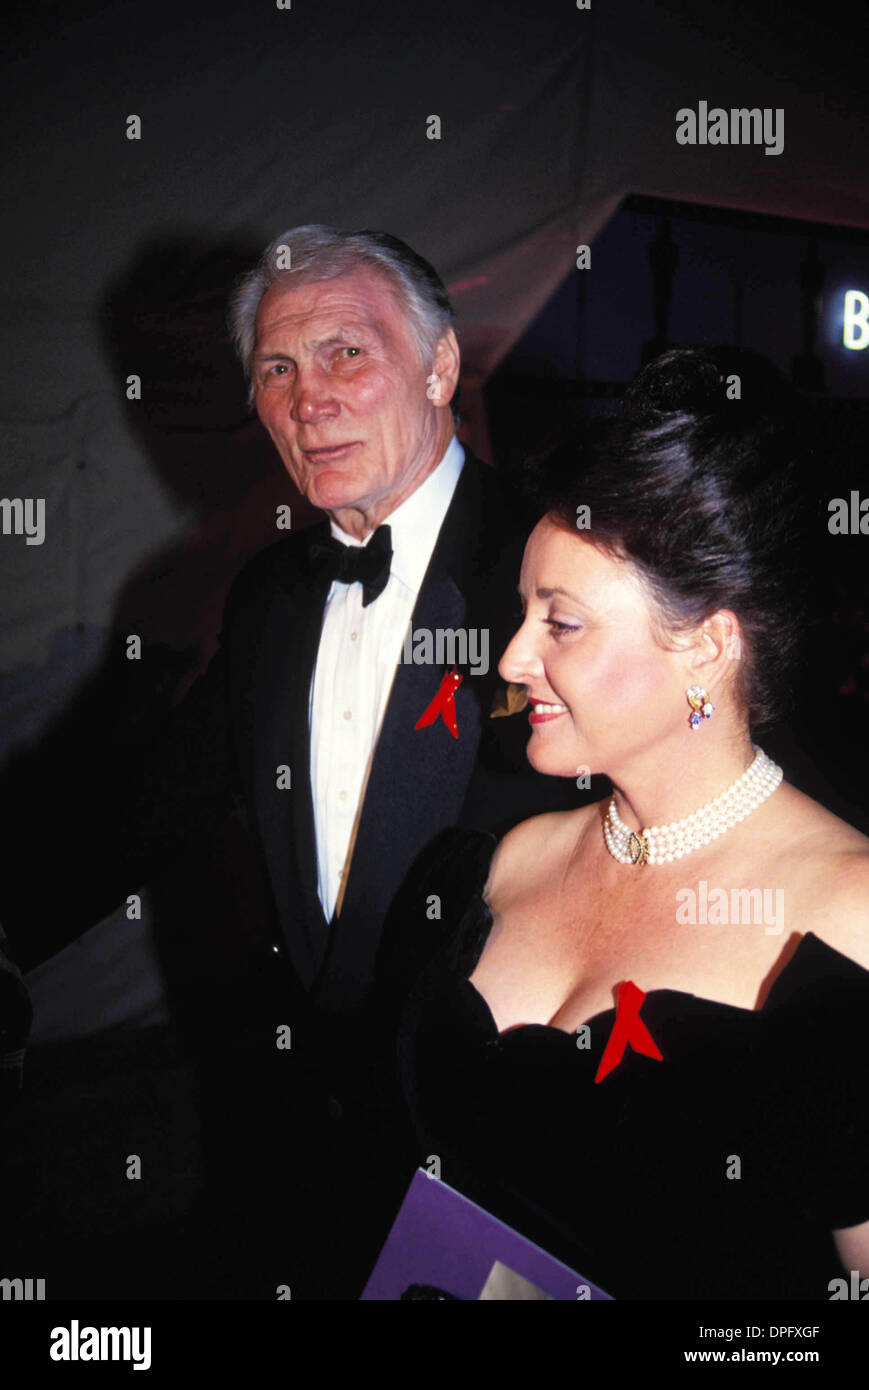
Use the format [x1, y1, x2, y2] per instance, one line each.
[537, 586, 593, 613]
[517, 584, 593, 613]
[536, 585, 580, 601]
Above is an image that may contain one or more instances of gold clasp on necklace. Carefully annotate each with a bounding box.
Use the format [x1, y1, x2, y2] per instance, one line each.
[628, 831, 649, 866]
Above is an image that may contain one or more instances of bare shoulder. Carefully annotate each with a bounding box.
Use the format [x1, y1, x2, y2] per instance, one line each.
[485, 800, 603, 907]
[775, 783, 869, 970]
[801, 849, 869, 970]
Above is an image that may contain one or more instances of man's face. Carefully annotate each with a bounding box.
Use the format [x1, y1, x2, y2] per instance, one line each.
[252, 267, 455, 533]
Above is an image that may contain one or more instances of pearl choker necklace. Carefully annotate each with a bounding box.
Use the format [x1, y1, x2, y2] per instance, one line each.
[603, 746, 783, 866]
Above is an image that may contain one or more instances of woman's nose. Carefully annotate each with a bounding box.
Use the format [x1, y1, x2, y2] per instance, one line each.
[498, 619, 543, 687]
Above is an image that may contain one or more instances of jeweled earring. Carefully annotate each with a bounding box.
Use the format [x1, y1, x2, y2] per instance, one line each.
[426, 372, 441, 402]
[686, 684, 714, 729]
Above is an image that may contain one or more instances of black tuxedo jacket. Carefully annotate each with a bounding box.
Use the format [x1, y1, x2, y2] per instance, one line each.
[138, 451, 577, 1020]
[3, 451, 580, 1022]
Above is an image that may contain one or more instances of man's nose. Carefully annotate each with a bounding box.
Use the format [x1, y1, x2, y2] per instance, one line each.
[290, 367, 339, 424]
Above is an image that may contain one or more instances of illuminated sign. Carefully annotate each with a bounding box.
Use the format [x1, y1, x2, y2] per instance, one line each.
[843, 290, 869, 350]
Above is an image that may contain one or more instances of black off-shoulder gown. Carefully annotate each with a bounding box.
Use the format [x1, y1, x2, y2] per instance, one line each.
[380, 828, 869, 1300]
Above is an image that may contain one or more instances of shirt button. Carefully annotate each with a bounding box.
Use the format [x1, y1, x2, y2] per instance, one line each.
[339, 790, 347, 801]
[350, 632, 358, 641]
[343, 710, 352, 720]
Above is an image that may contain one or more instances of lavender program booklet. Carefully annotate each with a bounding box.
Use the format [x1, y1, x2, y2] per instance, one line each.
[360, 1168, 613, 1301]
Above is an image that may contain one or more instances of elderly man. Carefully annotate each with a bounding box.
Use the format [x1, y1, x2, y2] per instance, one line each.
[203, 228, 577, 1009]
[2, 226, 579, 1299]
[214, 227, 580, 1294]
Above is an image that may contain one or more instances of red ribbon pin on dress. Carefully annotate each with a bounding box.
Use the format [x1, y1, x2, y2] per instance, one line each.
[594, 980, 664, 1083]
[415, 667, 463, 739]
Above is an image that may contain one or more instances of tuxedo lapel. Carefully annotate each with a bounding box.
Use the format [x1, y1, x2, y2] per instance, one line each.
[313, 458, 498, 1011]
[246, 527, 332, 989]
[237, 456, 525, 1009]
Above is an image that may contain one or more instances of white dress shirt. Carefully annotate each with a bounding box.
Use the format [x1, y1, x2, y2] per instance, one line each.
[309, 435, 465, 922]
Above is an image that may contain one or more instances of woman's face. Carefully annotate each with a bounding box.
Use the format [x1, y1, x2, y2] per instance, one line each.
[499, 514, 694, 781]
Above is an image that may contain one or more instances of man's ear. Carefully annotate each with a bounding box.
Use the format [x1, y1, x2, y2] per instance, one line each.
[430, 328, 460, 406]
[686, 610, 743, 693]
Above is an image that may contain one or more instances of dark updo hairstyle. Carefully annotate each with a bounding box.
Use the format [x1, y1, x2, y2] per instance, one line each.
[522, 348, 815, 734]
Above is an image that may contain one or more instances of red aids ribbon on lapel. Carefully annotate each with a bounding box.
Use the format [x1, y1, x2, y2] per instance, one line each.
[415, 667, 463, 739]
[594, 980, 663, 1084]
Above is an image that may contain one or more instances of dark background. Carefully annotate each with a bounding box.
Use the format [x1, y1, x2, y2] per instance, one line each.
[0, 0, 867, 1298]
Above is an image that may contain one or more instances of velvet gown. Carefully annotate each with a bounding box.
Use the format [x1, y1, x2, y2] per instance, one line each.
[380, 827, 869, 1300]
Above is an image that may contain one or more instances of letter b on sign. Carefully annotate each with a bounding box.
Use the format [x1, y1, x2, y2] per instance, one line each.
[843, 290, 869, 350]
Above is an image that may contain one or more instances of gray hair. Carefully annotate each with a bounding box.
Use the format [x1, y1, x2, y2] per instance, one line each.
[229, 224, 459, 419]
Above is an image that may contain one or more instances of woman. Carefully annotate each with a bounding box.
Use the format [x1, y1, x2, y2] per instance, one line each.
[385, 349, 869, 1300]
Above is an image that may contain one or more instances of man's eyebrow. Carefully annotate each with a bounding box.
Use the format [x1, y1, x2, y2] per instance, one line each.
[254, 324, 385, 359]
[311, 325, 383, 349]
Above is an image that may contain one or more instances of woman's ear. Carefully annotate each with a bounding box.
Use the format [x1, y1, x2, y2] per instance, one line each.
[686, 610, 742, 694]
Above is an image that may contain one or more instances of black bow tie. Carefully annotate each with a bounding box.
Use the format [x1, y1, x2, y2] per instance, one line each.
[309, 523, 393, 607]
